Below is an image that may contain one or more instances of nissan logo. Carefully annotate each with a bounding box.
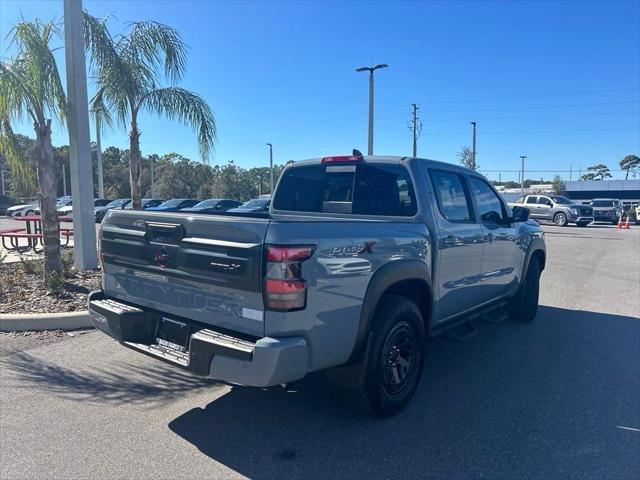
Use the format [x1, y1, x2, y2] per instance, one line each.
[154, 247, 171, 269]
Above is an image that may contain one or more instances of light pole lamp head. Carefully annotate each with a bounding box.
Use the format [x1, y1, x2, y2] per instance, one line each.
[356, 66, 371, 73]
[266, 143, 272, 148]
[373, 63, 388, 71]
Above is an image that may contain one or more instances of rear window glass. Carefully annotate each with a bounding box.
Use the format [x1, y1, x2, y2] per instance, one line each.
[273, 163, 417, 216]
[430, 170, 472, 222]
[591, 200, 614, 207]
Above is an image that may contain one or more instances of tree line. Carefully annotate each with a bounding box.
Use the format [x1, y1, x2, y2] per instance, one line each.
[1, 134, 285, 202]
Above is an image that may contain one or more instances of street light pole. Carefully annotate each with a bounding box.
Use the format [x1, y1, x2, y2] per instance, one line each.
[356, 64, 388, 155]
[150, 155, 155, 197]
[266, 143, 273, 194]
[520, 155, 527, 197]
[63, 0, 97, 269]
[471, 121, 477, 170]
[95, 114, 104, 199]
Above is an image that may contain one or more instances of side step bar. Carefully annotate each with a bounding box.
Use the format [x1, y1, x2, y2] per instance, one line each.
[436, 301, 510, 342]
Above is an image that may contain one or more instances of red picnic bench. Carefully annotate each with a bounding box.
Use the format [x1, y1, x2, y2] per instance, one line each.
[1, 228, 74, 254]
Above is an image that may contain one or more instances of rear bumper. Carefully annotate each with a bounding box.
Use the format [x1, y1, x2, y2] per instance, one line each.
[88, 290, 308, 387]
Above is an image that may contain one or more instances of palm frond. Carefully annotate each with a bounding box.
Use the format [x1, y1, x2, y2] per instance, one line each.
[0, 62, 38, 124]
[0, 118, 36, 191]
[9, 19, 67, 124]
[141, 87, 216, 161]
[89, 86, 114, 132]
[122, 21, 187, 85]
[83, 12, 134, 127]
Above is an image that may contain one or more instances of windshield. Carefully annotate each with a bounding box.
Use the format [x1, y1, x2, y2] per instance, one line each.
[158, 199, 184, 208]
[106, 199, 130, 208]
[240, 200, 269, 209]
[550, 196, 572, 204]
[591, 200, 614, 207]
[192, 199, 219, 208]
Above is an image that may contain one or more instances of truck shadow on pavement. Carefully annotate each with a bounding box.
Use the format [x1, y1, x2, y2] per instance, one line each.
[2, 353, 220, 408]
[168, 305, 640, 480]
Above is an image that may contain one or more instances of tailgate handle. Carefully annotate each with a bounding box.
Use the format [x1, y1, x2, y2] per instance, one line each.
[145, 222, 185, 244]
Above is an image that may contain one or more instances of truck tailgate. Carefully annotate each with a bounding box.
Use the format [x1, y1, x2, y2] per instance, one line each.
[100, 210, 270, 337]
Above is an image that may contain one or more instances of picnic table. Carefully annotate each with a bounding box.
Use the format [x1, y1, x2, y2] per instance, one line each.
[0, 215, 73, 254]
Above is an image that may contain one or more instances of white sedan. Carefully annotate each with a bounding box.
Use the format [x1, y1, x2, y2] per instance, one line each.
[6, 202, 38, 218]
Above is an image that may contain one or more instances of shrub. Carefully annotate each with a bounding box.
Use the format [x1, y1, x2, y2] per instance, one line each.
[45, 271, 66, 295]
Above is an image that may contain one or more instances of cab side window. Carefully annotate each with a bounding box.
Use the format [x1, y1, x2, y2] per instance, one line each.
[538, 196, 553, 206]
[430, 170, 473, 222]
[468, 177, 506, 224]
[526, 196, 538, 204]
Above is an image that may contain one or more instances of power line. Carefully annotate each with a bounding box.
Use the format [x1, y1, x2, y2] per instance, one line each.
[414, 87, 640, 106]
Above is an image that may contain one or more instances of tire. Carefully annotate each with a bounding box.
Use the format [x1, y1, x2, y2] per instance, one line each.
[343, 295, 426, 417]
[509, 256, 541, 322]
[553, 212, 568, 227]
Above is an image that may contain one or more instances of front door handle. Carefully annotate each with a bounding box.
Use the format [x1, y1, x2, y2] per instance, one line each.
[443, 235, 461, 246]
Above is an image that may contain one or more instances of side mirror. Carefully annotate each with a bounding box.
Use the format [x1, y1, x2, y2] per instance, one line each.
[512, 205, 530, 222]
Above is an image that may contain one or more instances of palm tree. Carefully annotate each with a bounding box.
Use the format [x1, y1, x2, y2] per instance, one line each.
[0, 20, 66, 273]
[83, 13, 216, 209]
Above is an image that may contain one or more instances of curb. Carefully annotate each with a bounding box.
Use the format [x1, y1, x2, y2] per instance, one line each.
[0, 311, 93, 332]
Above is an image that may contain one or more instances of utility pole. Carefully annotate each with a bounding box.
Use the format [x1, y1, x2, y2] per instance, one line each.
[356, 64, 388, 155]
[569, 162, 573, 182]
[266, 143, 273, 194]
[95, 114, 104, 199]
[470, 122, 477, 170]
[520, 155, 527, 197]
[64, 0, 97, 269]
[62, 163, 67, 196]
[411, 103, 419, 157]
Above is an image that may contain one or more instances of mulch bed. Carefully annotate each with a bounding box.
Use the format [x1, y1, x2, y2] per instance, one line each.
[0, 260, 101, 314]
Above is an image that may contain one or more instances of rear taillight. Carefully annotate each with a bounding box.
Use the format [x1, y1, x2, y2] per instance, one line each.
[264, 245, 315, 311]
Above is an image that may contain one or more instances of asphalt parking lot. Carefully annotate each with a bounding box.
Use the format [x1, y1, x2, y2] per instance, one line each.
[1, 223, 639, 479]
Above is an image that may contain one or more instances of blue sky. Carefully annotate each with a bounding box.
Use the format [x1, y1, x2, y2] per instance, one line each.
[1, 0, 639, 181]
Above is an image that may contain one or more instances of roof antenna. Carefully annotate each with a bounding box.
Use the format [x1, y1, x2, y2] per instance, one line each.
[353, 149, 364, 157]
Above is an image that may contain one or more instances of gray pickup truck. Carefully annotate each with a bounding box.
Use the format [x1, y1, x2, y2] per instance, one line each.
[509, 194, 593, 227]
[89, 154, 546, 416]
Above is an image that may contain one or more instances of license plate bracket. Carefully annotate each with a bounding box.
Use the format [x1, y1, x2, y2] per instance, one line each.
[156, 317, 190, 353]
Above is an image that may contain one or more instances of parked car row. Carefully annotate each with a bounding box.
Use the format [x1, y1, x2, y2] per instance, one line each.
[509, 195, 637, 226]
[94, 197, 269, 222]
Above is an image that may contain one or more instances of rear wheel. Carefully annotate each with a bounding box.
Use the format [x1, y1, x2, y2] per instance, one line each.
[553, 212, 568, 227]
[509, 256, 541, 322]
[343, 295, 425, 417]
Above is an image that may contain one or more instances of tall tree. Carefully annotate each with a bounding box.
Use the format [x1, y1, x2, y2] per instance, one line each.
[619, 155, 640, 180]
[581, 163, 612, 181]
[83, 13, 216, 209]
[0, 20, 66, 273]
[457, 146, 478, 170]
[552, 175, 566, 195]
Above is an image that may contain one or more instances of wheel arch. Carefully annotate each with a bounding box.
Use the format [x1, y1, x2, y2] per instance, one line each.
[522, 237, 546, 281]
[349, 260, 432, 363]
